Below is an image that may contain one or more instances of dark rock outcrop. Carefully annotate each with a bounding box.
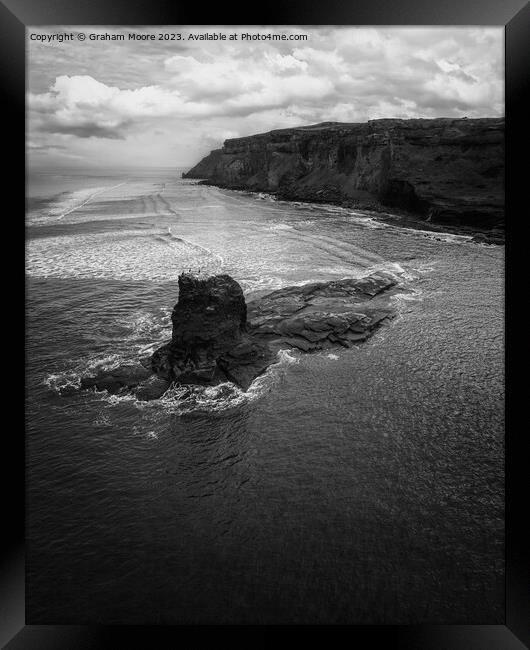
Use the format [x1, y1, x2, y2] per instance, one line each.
[247, 273, 397, 353]
[151, 273, 274, 389]
[80, 363, 152, 395]
[151, 272, 397, 391]
[183, 118, 504, 229]
[134, 375, 171, 401]
[81, 272, 399, 399]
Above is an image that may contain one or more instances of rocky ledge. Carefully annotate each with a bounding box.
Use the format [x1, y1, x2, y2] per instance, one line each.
[183, 118, 504, 233]
[81, 271, 399, 399]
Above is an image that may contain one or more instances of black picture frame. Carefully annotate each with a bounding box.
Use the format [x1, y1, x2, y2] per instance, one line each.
[4, 0, 528, 646]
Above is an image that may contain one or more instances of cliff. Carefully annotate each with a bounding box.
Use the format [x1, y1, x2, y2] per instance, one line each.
[183, 118, 504, 228]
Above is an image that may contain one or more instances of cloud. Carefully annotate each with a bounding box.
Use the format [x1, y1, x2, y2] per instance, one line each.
[28, 58, 337, 138]
[29, 75, 188, 138]
[27, 26, 504, 166]
[164, 52, 335, 109]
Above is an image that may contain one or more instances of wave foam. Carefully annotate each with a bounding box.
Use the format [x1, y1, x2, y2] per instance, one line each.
[138, 348, 299, 415]
[28, 182, 131, 225]
[43, 352, 129, 395]
[44, 332, 299, 415]
[42, 306, 172, 397]
[390, 289, 423, 307]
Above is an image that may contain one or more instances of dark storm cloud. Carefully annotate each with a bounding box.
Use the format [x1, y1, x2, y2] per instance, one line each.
[45, 123, 127, 139]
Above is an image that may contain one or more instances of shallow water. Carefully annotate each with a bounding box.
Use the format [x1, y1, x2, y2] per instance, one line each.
[26, 168, 504, 624]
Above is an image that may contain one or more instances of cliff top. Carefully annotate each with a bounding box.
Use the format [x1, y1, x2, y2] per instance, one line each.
[223, 116, 504, 145]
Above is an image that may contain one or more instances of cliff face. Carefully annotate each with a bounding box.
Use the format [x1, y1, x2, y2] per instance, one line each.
[183, 118, 504, 228]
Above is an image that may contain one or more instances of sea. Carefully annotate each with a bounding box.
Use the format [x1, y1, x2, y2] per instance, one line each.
[26, 167, 505, 624]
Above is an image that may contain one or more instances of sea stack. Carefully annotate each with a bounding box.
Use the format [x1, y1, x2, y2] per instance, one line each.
[150, 271, 400, 390]
[81, 271, 402, 397]
[151, 273, 274, 389]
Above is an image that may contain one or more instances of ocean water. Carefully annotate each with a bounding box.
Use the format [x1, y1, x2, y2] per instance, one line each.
[26, 168, 504, 624]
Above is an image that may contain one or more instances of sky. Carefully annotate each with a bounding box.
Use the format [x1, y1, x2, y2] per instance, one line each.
[27, 26, 504, 170]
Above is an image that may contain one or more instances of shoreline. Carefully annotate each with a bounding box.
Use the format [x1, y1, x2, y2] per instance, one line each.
[191, 179, 505, 245]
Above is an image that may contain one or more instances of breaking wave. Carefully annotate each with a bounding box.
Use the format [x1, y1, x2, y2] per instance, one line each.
[28, 182, 130, 225]
[45, 347, 300, 415]
[101, 348, 299, 415]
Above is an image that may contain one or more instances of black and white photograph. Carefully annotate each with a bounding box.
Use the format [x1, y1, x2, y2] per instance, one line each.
[25, 24, 506, 625]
